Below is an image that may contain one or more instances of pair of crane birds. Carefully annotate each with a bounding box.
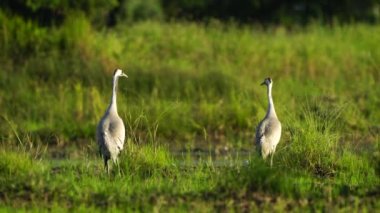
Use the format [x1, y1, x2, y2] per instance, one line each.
[96, 69, 281, 173]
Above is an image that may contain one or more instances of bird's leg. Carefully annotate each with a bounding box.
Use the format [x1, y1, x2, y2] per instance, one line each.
[104, 158, 109, 175]
[270, 153, 274, 168]
[116, 159, 121, 176]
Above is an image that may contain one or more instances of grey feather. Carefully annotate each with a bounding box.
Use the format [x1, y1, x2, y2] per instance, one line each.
[255, 77, 282, 167]
[96, 68, 128, 173]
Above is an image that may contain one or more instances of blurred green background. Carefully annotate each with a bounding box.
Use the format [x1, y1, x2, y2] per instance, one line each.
[0, 1, 379, 211]
[0, 0, 379, 150]
[1, 0, 380, 25]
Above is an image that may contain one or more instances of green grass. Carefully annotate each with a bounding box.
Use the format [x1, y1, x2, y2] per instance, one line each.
[0, 13, 379, 211]
[0, 141, 378, 211]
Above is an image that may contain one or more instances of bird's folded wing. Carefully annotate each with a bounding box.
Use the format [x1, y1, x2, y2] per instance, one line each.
[101, 132, 123, 150]
[256, 121, 266, 144]
[115, 137, 124, 150]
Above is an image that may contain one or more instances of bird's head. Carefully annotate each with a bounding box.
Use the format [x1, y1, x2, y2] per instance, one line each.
[114, 68, 128, 78]
[260, 77, 272, 86]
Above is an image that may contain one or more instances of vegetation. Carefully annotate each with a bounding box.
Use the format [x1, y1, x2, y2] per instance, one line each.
[0, 10, 379, 211]
[1, 0, 379, 25]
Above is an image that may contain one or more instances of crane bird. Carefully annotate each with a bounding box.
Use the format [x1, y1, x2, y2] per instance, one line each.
[96, 68, 128, 173]
[255, 77, 282, 167]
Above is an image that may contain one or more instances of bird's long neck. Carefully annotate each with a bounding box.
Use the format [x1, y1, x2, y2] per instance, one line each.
[108, 75, 119, 114]
[266, 84, 277, 118]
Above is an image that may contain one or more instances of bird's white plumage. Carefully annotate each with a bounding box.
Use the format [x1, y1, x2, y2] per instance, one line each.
[255, 77, 282, 166]
[96, 68, 128, 173]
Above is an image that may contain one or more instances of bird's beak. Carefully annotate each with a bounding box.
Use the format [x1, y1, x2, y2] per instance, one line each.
[122, 73, 128, 78]
[260, 81, 265, 86]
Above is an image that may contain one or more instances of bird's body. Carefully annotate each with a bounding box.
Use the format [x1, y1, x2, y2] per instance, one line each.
[255, 77, 281, 167]
[96, 69, 128, 173]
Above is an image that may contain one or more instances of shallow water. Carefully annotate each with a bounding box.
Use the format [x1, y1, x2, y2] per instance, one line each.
[172, 150, 253, 167]
[49, 149, 254, 168]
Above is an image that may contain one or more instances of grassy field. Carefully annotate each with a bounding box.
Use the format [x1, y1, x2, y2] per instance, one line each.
[0, 14, 379, 211]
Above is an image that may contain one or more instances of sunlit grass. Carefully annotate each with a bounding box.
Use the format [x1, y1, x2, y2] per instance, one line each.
[0, 14, 379, 210]
[1, 19, 379, 144]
